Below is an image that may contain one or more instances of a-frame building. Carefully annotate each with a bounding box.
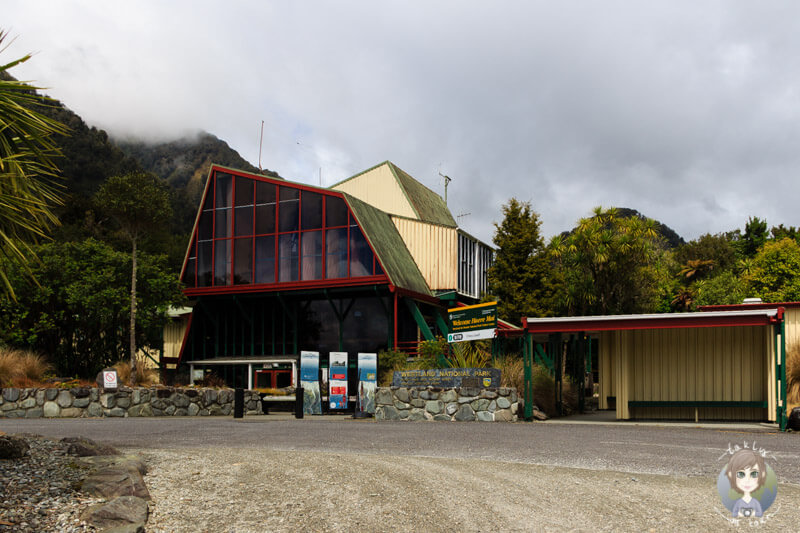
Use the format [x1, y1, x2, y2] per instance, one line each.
[165, 162, 493, 389]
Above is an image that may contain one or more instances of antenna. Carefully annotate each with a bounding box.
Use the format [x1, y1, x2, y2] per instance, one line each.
[456, 212, 471, 223]
[258, 120, 264, 172]
[438, 169, 452, 204]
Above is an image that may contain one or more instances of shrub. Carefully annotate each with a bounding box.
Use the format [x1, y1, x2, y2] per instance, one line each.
[446, 341, 491, 368]
[0, 348, 52, 387]
[377, 349, 408, 386]
[196, 372, 226, 389]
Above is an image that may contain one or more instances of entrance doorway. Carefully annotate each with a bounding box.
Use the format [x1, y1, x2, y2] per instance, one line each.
[255, 369, 292, 389]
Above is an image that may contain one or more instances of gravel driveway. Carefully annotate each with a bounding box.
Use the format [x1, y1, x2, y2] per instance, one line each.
[136, 446, 799, 532]
[4, 416, 799, 531]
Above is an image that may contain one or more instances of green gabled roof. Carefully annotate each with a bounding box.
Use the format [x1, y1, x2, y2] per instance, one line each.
[343, 193, 432, 296]
[387, 162, 457, 227]
[330, 161, 457, 228]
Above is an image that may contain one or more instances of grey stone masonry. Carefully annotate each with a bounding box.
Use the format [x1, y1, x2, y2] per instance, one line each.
[375, 387, 519, 422]
[0, 386, 264, 418]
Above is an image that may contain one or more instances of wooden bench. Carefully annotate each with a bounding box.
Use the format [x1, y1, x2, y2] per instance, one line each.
[628, 400, 768, 422]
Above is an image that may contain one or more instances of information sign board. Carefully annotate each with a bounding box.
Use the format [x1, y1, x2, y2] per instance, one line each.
[357, 352, 377, 414]
[300, 351, 321, 414]
[329, 352, 348, 409]
[447, 301, 497, 343]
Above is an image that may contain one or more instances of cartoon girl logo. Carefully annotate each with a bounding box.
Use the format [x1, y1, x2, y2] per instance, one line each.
[717, 447, 778, 521]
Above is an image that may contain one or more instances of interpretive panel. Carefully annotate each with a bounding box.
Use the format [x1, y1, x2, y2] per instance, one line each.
[329, 351, 348, 409]
[357, 352, 377, 414]
[300, 350, 321, 414]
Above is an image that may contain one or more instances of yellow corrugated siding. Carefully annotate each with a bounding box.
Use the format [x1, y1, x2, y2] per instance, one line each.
[392, 217, 457, 291]
[163, 318, 189, 359]
[783, 307, 800, 350]
[605, 326, 769, 421]
[331, 164, 418, 220]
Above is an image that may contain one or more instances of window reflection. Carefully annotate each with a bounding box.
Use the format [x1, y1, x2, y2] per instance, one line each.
[255, 235, 275, 283]
[326, 228, 347, 278]
[278, 233, 298, 282]
[192, 171, 383, 289]
[214, 240, 231, 285]
[301, 231, 322, 280]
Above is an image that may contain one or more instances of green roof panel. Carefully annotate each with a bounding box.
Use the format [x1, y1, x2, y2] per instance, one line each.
[344, 193, 432, 296]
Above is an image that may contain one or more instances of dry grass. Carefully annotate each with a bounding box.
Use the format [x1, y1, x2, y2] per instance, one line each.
[112, 357, 160, 387]
[0, 348, 52, 387]
[496, 355, 524, 392]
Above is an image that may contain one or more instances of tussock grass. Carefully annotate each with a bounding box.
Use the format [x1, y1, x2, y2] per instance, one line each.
[112, 358, 159, 387]
[0, 348, 52, 387]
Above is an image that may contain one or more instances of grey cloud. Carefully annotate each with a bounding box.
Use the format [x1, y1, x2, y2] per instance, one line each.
[6, 1, 800, 244]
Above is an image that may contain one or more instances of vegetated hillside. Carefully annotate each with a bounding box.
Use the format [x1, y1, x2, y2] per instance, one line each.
[560, 207, 685, 249]
[27, 91, 142, 197]
[615, 207, 685, 248]
[116, 133, 283, 203]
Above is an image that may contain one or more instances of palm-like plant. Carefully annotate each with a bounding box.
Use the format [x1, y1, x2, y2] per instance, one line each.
[0, 30, 69, 298]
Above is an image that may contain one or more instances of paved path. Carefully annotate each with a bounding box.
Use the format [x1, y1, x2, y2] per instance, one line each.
[3, 415, 799, 483]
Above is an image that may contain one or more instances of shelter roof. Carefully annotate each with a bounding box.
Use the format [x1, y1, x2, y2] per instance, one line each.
[522, 309, 782, 333]
[700, 302, 800, 311]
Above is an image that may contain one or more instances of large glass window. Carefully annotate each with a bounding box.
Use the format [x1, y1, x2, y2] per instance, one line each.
[198, 241, 213, 287]
[182, 241, 196, 287]
[234, 237, 253, 284]
[255, 235, 275, 284]
[278, 233, 298, 282]
[188, 170, 385, 290]
[234, 205, 253, 237]
[325, 228, 348, 278]
[301, 192, 323, 230]
[301, 231, 322, 280]
[349, 226, 372, 277]
[325, 195, 348, 227]
[234, 176, 254, 206]
[278, 187, 299, 233]
[215, 173, 232, 208]
[214, 239, 231, 285]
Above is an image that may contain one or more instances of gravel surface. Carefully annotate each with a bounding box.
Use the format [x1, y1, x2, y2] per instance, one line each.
[0, 435, 101, 532]
[136, 447, 800, 532]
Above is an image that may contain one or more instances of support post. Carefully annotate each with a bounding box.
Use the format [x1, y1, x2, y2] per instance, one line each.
[523, 334, 533, 421]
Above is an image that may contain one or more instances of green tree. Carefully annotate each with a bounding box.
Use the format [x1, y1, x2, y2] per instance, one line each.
[744, 238, 800, 302]
[0, 239, 183, 377]
[733, 216, 769, 259]
[674, 233, 737, 278]
[552, 207, 667, 315]
[0, 30, 69, 298]
[95, 172, 172, 384]
[694, 271, 747, 307]
[487, 198, 555, 323]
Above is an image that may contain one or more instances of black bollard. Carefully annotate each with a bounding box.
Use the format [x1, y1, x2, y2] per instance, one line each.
[295, 386, 304, 419]
[233, 388, 244, 418]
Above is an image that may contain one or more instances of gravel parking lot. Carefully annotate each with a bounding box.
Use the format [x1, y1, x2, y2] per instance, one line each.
[137, 447, 800, 532]
[4, 416, 799, 531]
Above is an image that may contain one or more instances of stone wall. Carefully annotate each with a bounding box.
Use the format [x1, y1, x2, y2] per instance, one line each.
[375, 386, 518, 422]
[0, 387, 264, 418]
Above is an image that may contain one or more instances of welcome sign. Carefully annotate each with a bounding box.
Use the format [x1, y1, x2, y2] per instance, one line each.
[447, 302, 497, 343]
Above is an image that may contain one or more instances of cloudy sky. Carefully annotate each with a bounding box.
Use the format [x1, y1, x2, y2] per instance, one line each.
[6, 1, 800, 244]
